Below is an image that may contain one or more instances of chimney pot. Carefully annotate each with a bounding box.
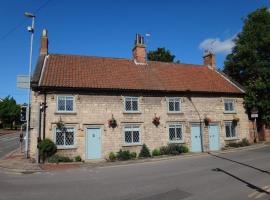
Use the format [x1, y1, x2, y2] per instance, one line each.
[132, 33, 146, 64]
[40, 28, 48, 55]
[203, 51, 216, 69]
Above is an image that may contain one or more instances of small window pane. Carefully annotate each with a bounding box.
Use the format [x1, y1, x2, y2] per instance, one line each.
[133, 131, 140, 143]
[169, 101, 174, 111]
[65, 130, 74, 145]
[56, 131, 64, 145]
[169, 127, 175, 140]
[231, 125, 236, 138]
[175, 101, 180, 111]
[58, 98, 65, 111]
[176, 127, 182, 140]
[125, 100, 132, 111]
[225, 123, 231, 137]
[125, 131, 132, 143]
[132, 100, 138, 111]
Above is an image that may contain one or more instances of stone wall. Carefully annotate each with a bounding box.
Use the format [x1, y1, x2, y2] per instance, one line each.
[29, 92, 250, 160]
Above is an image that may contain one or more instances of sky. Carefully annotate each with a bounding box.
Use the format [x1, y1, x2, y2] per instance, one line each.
[0, 0, 269, 104]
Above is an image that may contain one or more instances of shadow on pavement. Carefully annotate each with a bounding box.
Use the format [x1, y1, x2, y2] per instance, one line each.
[213, 168, 270, 195]
[208, 152, 270, 175]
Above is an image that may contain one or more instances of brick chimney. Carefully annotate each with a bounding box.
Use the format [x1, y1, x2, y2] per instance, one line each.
[40, 29, 48, 55]
[132, 33, 146, 64]
[203, 51, 216, 69]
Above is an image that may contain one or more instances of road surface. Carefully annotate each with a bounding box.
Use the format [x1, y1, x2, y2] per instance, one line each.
[0, 132, 20, 159]
[0, 146, 270, 200]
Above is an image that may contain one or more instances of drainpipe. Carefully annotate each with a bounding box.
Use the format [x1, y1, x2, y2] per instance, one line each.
[42, 93, 47, 140]
[186, 95, 204, 152]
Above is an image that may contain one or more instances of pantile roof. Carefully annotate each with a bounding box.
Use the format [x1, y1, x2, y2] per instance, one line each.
[33, 54, 244, 94]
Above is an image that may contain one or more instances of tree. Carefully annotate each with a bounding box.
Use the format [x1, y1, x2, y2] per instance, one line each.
[0, 96, 20, 129]
[223, 7, 270, 125]
[147, 47, 179, 63]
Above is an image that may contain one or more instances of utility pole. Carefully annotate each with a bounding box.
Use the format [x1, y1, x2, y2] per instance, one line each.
[24, 12, 35, 158]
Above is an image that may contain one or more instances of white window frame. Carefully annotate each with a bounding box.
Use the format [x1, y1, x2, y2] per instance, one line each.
[54, 126, 76, 149]
[224, 121, 237, 140]
[224, 99, 235, 113]
[124, 97, 139, 113]
[168, 123, 184, 143]
[123, 124, 141, 145]
[167, 97, 182, 113]
[56, 96, 75, 113]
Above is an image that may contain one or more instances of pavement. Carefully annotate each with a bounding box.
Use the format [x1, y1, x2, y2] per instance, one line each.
[0, 142, 269, 173]
[0, 144, 269, 200]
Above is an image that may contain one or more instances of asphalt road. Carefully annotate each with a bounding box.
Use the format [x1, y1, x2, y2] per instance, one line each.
[0, 146, 270, 200]
[0, 132, 20, 159]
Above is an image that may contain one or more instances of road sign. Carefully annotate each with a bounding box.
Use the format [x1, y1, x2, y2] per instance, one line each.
[251, 113, 258, 118]
[17, 75, 30, 89]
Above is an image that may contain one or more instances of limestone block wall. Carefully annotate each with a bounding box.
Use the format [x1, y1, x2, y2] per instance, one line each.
[29, 92, 250, 160]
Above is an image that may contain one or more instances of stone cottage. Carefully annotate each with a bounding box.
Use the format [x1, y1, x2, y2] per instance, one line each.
[29, 30, 249, 160]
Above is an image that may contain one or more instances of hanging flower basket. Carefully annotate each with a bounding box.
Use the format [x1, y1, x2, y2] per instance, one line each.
[56, 117, 66, 132]
[152, 116, 160, 127]
[232, 116, 239, 126]
[108, 116, 117, 129]
[204, 117, 211, 126]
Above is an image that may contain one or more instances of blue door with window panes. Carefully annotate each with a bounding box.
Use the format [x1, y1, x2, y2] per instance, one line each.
[86, 128, 101, 159]
[208, 124, 220, 151]
[191, 124, 202, 152]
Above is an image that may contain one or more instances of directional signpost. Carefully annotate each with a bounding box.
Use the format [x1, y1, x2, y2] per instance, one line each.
[17, 75, 30, 89]
[251, 107, 259, 143]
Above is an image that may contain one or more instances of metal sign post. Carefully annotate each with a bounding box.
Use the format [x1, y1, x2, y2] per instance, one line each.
[251, 107, 259, 143]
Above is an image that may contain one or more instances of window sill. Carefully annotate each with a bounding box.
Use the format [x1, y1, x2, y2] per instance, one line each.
[168, 140, 185, 144]
[167, 112, 183, 115]
[122, 143, 142, 147]
[55, 112, 77, 115]
[224, 138, 238, 141]
[56, 146, 77, 150]
[224, 111, 237, 114]
[123, 111, 142, 114]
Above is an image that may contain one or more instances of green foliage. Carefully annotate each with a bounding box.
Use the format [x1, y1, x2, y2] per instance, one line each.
[74, 155, 82, 162]
[130, 152, 137, 159]
[117, 149, 132, 161]
[160, 144, 189, 155]
[38, 138, 57, 161]
[139, 144, 151, 158]
[0, 96, 21, 129]
[109, 152, 117, 161]
[223, 7, 270, 125]
[226, 138, 250, 148]
[152, 149, 161, 156]
[48, 155, 73, 163]
[147, 47, 179, 63]
[179, 145, 189, 153]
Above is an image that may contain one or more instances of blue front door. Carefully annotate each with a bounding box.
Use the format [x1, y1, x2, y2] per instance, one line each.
[209, 124, 220, 151]
[191, 124, 202, 152]
[86, 128, 101, 159]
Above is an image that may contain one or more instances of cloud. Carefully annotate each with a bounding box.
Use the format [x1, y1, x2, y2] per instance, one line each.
[199, 36, 236, 54]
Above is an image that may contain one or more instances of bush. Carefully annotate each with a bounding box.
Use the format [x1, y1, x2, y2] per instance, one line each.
[152, 149, 161, 156]
[109, 152, 117, 161]
[169, 144, 182, 154]
[160, 146, 169, 155]
[130, 152, 137, 159]
[159, 144, 189, 155]
[117, 150, 132, 161]
[179, 145, 189, 153]
[226, 138, 250, 148]
[240, 138, 250, 146]
[38, 138, 57, 161]
[48, 155, 73, 163]
[74, 155, 82, 162]
[139, 144, 151, 158]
